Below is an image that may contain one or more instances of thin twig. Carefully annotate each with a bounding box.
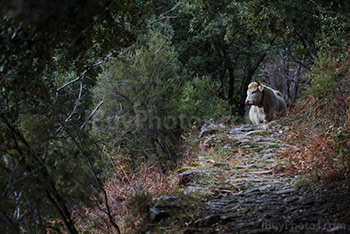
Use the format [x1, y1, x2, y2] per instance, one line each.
[65, 82, 83, 122]
[150, 1, 181, 24]
[57, 70, 87, 92]
[80, 101, 104, 131]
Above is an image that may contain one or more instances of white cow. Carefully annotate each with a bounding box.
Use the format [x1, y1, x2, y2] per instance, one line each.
[245, 82, 288, 124]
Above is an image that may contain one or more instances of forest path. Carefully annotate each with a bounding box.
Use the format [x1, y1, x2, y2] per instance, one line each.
[172, 120, 349, 233]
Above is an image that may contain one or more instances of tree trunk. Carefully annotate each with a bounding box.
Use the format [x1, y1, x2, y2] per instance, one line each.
[237, 46, 267, 119]
[282, 55, 290, 102]
[228, 66, 235, 107]
[219, 50, 228, 99]
[219, 67, 226, 99]
[291, 63, 302, 102]
[45, 187, 79, 234]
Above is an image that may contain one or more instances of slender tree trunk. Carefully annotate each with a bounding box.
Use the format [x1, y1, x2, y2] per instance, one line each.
[282, 55, 290, 101]
[219, 53, 227, 99]
[291, 63, 302, 102]
[45, 185, 79, 234]
[237, 39, 268, 119]
[228, 66, 235, 107]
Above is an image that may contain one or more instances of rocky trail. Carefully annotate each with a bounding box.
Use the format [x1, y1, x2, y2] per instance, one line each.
[148, 120, 350, 234]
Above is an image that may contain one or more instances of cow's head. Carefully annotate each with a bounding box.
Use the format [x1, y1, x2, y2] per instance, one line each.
[245, 82, 264, 106]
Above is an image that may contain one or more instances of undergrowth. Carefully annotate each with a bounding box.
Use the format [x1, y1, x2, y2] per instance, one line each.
[275, 48, 350, 182]
[73, 150, 179, 233]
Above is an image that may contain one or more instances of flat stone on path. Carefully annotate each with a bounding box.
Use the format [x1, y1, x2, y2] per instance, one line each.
[274, 188, 296, 195]
[248, 170, 273, 175]
[211, 162, 229, 167]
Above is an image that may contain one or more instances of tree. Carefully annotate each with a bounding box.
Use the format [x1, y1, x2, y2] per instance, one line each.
[237, 0, 350, 102]
[180, 0, 350, 117]
[178, 0, 274, 118]
[93, 27, 182, 167]
[0, 1, 151, 233]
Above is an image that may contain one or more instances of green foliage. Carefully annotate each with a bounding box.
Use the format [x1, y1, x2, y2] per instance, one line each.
[307, 52, 350, 100]
[179, 76, 230, 126]
[0, 1, 152, 233]
[1, 1, 150, 72]
[0, 69, 101, 233]
[93, 28, 182, 165]
[2, 0, 350, 232]
[178, 0, 274, 117]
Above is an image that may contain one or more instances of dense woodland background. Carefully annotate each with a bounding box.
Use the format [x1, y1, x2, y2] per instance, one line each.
[1, 0, 350, 233]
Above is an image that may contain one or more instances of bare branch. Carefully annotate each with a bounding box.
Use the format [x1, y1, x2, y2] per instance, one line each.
[80, 101, 104, 131]
[150, 1, 181, 24]
[56, 48, 132, 93]
[56, 70, 87, 92]
[65, 82, 83, 122]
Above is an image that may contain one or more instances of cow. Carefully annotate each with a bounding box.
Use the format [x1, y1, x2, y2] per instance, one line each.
[245, 82, 288, 124]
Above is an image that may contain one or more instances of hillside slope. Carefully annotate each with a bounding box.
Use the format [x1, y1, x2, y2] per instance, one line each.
[142, 120, 350, 233]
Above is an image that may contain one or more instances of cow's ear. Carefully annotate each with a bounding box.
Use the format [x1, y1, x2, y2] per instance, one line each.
[258, 84, 264, 92]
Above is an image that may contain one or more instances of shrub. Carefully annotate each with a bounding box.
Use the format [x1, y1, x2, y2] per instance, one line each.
[276, 48, 350, 182]
[179, 75, 230, 128]
[93, 30, 182, 165]
[73, 151, 179, 233]
[307, 50, 350, 101]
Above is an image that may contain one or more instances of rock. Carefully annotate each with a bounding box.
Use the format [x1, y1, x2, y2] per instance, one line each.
[178, 170, 201, 185]
[220, 214, 240, 224]
[194, 214, 221, 227]
[216, 189, 235, 195]
[245, 188, 260, 194]
[257, 123, 270, 130]
[283, 196, 300, 203]
[287, 206, 299, 212]
[211, 162, 229, 168]
[302, 199, 315, 206]
[275, 188, 296, 195]
[149, 207, 169, 223]
[227, 133, 249, 142]
[184, 186, 214, 196]
[203, 135, 218, 147]
[257, 142, 279, 148]
[239, 199, 255, 204]
[199, 129, 217, 138]
[178, 167, 196, 174]
[258, 185, 272, 191]
[229, 125, 255, 133]
[152, 195, 182, 211]
[234, 164, 252, 169]
[281, 126, 290, 132]
[245, 130, 265, 136]
[198, 156, 215, 164]
[249, 170, 273, 175]
[261, 153, 275, 159]
[199, 118, 226, 138]
[259, 148, 276, 154]
[154, 195, 179, 203]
